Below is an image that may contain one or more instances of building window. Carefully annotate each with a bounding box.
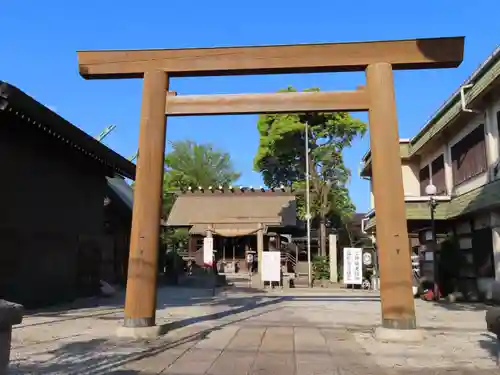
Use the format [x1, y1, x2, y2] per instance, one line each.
[496, 111, 500, 157]
[419, 165, 430, 196]
[431, 155, 446, 194]
[451, 124, 487, 186]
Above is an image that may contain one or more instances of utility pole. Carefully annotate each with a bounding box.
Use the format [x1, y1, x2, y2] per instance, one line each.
[305, 121, 312, 287]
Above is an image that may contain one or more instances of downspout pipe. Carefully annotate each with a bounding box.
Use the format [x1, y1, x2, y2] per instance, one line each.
[460, 84, 480, 113]
[361, 218, 369, 234]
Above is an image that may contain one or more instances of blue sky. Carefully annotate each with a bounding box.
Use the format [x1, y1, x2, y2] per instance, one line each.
[3, 1, 499, 213]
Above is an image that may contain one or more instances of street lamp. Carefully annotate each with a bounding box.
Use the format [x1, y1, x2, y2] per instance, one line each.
[425, 183, 439, 300]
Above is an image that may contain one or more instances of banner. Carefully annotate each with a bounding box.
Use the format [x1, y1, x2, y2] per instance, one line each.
[343, 247, 363, 285]
[203, 237, 214, 267]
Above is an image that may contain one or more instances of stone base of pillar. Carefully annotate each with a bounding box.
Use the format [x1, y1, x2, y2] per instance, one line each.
[116, 324, 169, 339]
[374, 327, 425, 343]
[0, 299, 23, 373]
[251, 275, 264, 289]
[0, 329, 12, 373]
[252, 278, 289, 290]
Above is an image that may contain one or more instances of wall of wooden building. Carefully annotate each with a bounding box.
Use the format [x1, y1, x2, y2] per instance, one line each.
[103, 199, 132, 285]
[0, 111, 108, 308]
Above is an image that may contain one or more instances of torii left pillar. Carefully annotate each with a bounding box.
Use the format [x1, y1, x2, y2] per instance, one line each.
[118, 71, 169, 338]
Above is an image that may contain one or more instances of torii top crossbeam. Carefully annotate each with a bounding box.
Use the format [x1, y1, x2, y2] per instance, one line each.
[77, 37, 464, 79]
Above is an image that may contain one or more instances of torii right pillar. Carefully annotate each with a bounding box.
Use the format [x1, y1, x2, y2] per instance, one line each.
[366, 63, 420, 340]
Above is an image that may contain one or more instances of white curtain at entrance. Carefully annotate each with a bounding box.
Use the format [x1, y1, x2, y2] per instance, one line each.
[189, 223, 262, 237]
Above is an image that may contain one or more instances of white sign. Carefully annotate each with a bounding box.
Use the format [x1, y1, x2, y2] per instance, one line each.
[343, 247, 363, 285]
[262, 251, 281, 282]
[203, 237, 214, 267]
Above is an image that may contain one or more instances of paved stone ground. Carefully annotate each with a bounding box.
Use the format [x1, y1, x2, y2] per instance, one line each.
[8, 285, 499, 374]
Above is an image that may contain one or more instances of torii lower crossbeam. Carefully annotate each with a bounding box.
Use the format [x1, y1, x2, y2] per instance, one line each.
[165, 89, 369, 116]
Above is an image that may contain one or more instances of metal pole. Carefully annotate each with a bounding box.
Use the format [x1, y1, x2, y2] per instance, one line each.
[430, 198, 439, 301]
[372, 245, 379, 291]
[305, 121, 312, 287]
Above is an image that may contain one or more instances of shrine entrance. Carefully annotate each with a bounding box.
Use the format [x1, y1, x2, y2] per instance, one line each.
[77, 36, 464, 334]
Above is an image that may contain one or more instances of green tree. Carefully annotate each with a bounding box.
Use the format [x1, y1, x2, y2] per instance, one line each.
[254, 87, 366, 256]
[162, 140, 241, 249]
[165, 140, 241, 190]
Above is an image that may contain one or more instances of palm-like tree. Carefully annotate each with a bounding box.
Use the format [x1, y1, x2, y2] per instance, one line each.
[165, 140, 241, 190]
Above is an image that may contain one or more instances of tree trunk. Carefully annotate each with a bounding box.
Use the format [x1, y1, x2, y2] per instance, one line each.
[344, 222, 354, 247]
[319, 217, 327, 257]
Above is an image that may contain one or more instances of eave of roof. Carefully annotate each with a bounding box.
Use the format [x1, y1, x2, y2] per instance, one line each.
[410, 45, 500, 151]
[365, 178, 500, 231]
[0, 81, 136, 180]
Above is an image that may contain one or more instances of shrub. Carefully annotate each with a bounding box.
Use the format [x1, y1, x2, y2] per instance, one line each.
[312, 255, 330, 280]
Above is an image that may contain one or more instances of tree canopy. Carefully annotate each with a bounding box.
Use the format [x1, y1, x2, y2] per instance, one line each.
[162, 140, 241, 249]
[253, 86, 367, 254]
[165, 140, 241, 190]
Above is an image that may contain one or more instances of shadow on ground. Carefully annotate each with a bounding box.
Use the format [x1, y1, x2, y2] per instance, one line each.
[10, 333, 202, 374]
[478, 333, 499, 364]
[13, 290, 499, 374]
[20, 285, 376, 328]
[10, 294, 285, 374]
[20, 286, 265, 325]
[23, 286, 225, 317]
[430, 300, 491, 312]
[11, 292, 384, 374]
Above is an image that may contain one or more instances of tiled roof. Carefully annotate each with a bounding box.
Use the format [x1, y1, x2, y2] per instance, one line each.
[167, 191, 297, 233]
[0, 81, 135, 179]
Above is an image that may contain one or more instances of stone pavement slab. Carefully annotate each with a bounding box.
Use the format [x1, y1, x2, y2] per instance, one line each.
[206, 349, 255, 375]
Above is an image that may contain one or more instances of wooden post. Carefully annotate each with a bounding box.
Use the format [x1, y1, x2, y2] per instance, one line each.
[329, 234, 338, 283]
[295, 241, 299, 274]
[244, 242, 250, 273]
[257, 224, 264, 277]
[123, 71, 168, 328]
[366, 63, 416, 330]
[188, 236, 194, 259]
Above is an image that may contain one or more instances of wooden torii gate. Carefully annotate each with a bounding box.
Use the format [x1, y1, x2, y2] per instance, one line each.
[77, 37, 464, 336]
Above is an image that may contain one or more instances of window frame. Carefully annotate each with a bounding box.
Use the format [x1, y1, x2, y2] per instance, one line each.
[418, 164, 430, 196]
[450, 124, 487, 186]
[431, 154, 446, 195]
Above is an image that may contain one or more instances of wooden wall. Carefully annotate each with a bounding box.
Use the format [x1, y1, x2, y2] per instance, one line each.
[0, 111, 108, 307]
